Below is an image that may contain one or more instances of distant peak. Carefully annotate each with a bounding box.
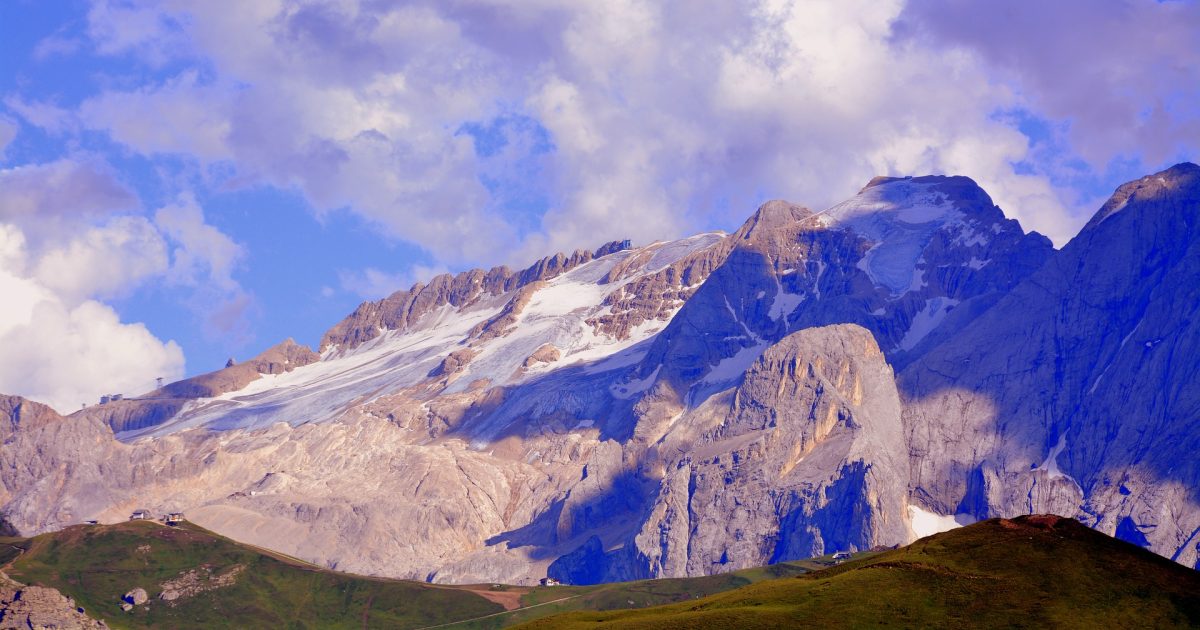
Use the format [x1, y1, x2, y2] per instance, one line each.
[736, 200, 814, 240]
[1083, 162, 1200, 231]
[860, 174, 983, 195]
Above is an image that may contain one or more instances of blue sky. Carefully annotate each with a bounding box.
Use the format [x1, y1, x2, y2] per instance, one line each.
[0, 0, 1196, 412]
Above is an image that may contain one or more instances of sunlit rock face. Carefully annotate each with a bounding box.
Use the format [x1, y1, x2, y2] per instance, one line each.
[1, 164, 1198, 584]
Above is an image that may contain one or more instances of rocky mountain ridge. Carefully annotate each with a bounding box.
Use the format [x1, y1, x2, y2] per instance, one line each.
[1, 164, 1197, 584]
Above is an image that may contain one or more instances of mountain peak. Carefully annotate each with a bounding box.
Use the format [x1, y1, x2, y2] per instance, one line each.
[830, 174, 997, 227]
[1084, 162, 1200, 231]
[735, 200, 814, 241]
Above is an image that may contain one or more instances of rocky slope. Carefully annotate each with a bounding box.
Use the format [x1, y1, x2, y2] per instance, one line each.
[0, 165, 1197, 586]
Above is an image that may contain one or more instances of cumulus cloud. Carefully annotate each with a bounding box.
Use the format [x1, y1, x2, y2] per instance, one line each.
[155, 195, 243, 292]
[33, 215, 170, 304]
[0, 158, 139, 241]
[0, 224, 184, 413]
[80, 71, 233, 161]
[0, 157, 251, 408]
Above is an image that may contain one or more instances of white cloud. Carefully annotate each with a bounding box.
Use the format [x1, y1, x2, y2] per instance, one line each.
[80, 71, 233, 161]
[154, 195, 243, 291]
[33, 215, 170, 304]
[0, 155, 253, 408]
[153, 195, 255, 342]
[899, 0, 1200, 168]
[0, 223, 184, 413]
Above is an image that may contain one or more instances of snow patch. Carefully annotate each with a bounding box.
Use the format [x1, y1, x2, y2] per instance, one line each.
[701, 341, 770, 385]
[130, 231, 722, 439]
[768, 275, 805, 323]
[897, 297, 959, 352]
[610, 365, 661, 400]
[908, 505, 976, 538]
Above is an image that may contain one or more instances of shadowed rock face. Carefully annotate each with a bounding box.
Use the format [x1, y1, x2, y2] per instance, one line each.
[1, 165, 1198, 586]
[901, 162, 1200, 567]
[638, 175, 1053, 411]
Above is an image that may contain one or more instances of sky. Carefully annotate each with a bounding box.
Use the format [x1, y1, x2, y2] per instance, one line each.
[0, 0, 1197, 413]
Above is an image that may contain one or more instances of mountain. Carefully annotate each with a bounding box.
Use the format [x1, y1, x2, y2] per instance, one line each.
[900, 162, 1200, 567]
[0, 165, 1197, 587]
[519, 515, 1200, 629]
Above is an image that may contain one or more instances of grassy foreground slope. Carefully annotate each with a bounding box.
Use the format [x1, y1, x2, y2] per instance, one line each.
[517, 515, 1200, 629]
[3, 520, 505, 628]
[0, 520, 833, 629]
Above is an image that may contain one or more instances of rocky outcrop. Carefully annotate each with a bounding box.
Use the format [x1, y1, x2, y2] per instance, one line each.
[522, 344, 561, 368]
[158, 338, 319, 398]
[428, 349, 477, 379]
[122, 587, 148, 606]
[1, 396, 63, 437]
[158, 565, 244, 604]
[0, 573, 107, 629]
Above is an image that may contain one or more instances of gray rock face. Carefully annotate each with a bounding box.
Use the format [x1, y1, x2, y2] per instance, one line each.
[619, 324, 911, 582]
[0, 165, 1197, 587]
[631, 176, 1053, 433]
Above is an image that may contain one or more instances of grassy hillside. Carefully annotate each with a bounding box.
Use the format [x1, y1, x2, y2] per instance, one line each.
[3, 520, 506, 628]
[0, 520, 835, 629]
[516, 515, 1200, 629]
[456, 558, 841, 629]
[8, 515, 1194, 629]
